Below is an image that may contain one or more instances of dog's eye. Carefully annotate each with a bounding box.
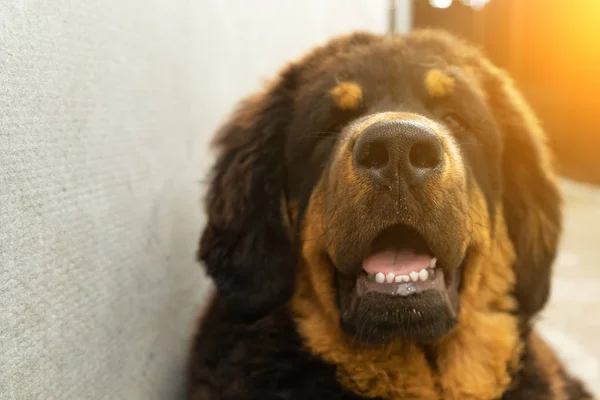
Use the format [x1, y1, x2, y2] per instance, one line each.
[441, 112, 468, 132]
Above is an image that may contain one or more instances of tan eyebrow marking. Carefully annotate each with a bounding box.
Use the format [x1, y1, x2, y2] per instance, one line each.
[330, 81, 363, 110]
[425, 69, 455, 97]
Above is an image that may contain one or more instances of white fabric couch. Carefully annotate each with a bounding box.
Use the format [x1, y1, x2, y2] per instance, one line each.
[0, 1, 399, 398]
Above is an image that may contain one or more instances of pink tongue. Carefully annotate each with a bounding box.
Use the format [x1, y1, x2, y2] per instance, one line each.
[363, 250, 432, 275]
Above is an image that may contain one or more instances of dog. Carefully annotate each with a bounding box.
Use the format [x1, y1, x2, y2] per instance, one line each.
[188, 30, 593, 400]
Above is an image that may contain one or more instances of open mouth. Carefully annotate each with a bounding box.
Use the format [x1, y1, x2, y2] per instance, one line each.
[336, 223, 462, 343]
[357, 224, 446, 297]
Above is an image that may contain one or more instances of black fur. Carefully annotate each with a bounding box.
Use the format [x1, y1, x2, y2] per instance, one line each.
[188, 298, 591, 400]
[198, 68, 299, 320]
[187, 296, 372, 400]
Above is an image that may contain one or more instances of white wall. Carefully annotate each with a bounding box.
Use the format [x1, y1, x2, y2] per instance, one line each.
[0, 1, 411, 398]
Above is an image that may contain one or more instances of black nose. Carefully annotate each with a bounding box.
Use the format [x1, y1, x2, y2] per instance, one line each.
[353, 119, 443, 187]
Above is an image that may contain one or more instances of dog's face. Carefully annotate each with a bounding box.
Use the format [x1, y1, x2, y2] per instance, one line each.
[200, 31, 561, 345]
[286, 45, 501, 343]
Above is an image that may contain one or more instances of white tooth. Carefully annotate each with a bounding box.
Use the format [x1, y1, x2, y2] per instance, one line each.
[419, 269, 429, 281]
[386, 273, 395, 283]
[402, 275, 410, 282]
[429, 257, 437, 269]
[375, 272, 385, 283]
[394, 275, 403, 283]
[409, 271, 420, 282]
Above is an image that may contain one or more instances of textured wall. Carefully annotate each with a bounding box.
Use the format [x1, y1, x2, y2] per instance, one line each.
[0, 1, 407, 398]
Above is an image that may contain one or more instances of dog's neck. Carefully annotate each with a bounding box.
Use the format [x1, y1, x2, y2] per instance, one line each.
[291, 218, 522, 400]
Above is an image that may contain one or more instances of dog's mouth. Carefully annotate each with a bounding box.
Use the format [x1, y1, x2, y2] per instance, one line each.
[358, 224, 444, 297]
[336, 224, 462, 343]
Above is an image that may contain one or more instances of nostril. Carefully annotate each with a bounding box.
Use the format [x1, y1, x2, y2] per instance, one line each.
[357, 141, 389, 169]
[409, 141, 441, 169]
[353, 119, 443, 187]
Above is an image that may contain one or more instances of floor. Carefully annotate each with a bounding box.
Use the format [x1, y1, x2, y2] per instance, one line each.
[538, 179, 600, 395]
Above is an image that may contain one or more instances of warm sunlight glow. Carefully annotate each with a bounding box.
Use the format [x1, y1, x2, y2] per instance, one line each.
[429, 0, 453, 9]
[460, 0, 490, 10]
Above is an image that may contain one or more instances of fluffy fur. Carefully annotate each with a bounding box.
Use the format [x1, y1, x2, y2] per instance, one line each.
[189, 30, 591, 399]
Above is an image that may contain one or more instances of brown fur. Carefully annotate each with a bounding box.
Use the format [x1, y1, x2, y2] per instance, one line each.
[482, 61, 563, 317]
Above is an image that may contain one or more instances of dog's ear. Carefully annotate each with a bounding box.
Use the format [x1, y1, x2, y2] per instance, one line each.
[483, 62, 563, 317]
[198, 67, 297, 320]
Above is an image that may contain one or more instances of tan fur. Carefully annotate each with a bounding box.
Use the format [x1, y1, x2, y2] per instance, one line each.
[434, 190, 520, 400]
[292, 182, 521, 400]
[425, 69, 455, 98]
[330, 81, 363, 110]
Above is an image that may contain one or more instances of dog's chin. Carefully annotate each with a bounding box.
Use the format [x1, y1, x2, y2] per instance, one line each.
[336, 267, 461, 344]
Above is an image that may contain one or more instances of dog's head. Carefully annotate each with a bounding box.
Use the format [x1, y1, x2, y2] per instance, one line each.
[199, 31, 561, 345]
